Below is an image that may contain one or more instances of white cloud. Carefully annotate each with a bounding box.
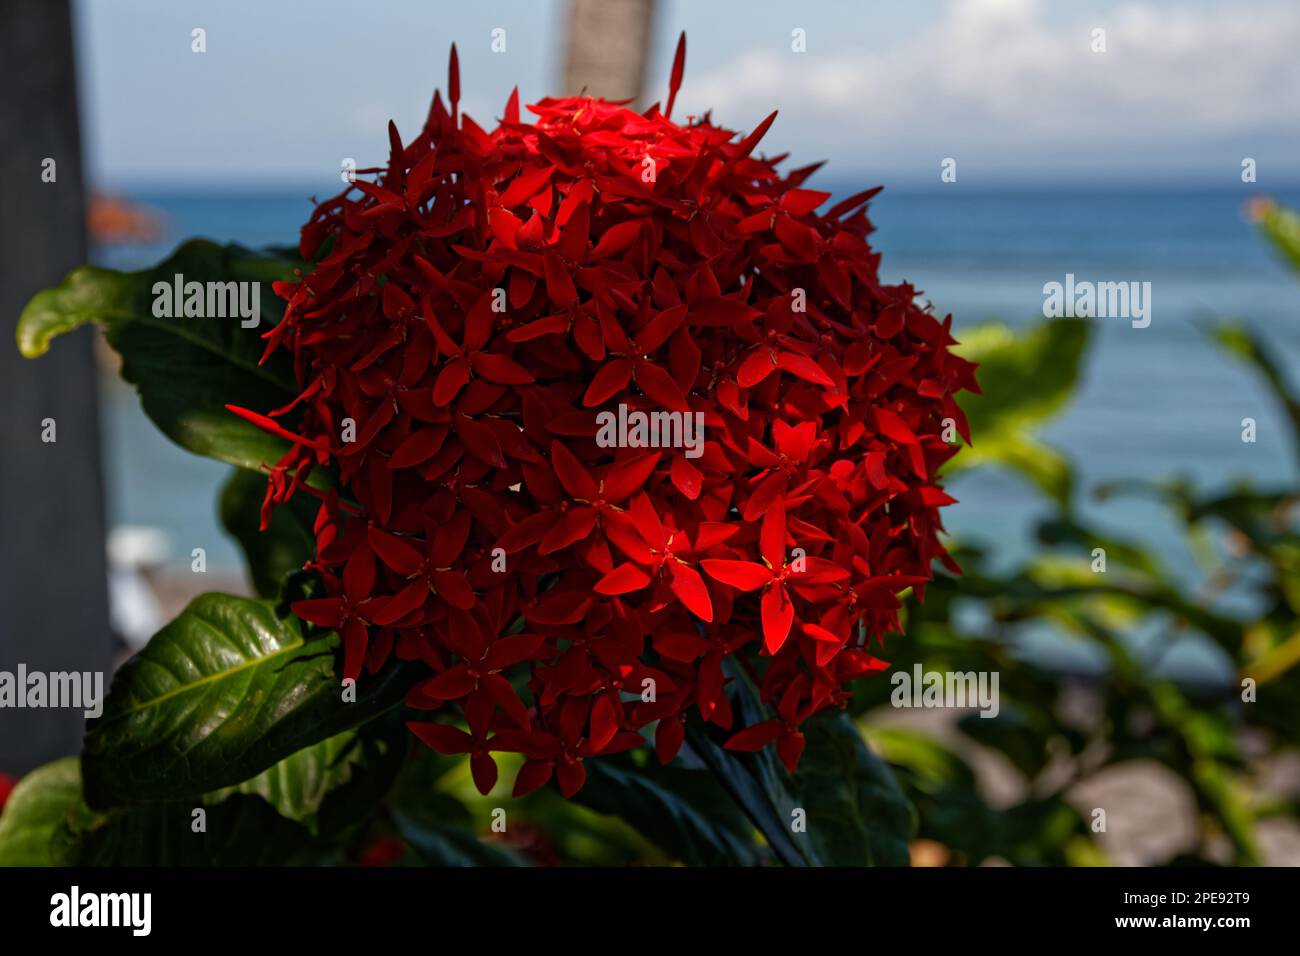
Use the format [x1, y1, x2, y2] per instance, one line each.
[678, 0, 1300, 179]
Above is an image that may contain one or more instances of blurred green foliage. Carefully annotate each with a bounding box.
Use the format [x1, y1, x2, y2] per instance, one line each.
[857, 200, 1300, 866]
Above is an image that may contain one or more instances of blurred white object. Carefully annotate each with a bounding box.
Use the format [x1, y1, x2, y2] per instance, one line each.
[106, 525, 169, 649]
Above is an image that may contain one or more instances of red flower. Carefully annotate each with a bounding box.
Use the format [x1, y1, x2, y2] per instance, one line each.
[236, 34, 977, 797]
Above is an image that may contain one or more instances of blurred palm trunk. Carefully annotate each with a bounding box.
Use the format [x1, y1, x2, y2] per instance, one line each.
[561, 0, 657, 104]
[0, 0, 113, 773]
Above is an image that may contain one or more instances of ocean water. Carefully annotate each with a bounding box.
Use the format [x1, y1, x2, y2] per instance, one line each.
[94, 186, 1300, 594]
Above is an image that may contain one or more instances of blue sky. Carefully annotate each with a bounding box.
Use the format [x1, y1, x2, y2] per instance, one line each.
[74, 0, 1300, 190]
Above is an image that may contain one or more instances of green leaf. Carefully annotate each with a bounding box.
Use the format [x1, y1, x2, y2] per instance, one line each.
[950, 432, 1073, 506]
[387, 754, 525, 866]
[0, 758, 84, 866]
[64, 794, 334, 866]
[1212, 321, 1300, 463]
[947, 319, 1088, 506]
[792, 712, 915, 866]
[684, 683, 813, 866]
[219, 467, 317, 598]
[1035, 517, 1164, 577]
[81, 592, 426, 810]
[1252, 198, 1300, 272]
[204, 731, 361, 825]
[17, 240, 303, 474]
[685, 664, 914, 866]
[390, 794, 526, 866]
[576, 757, 765, 866]
[954, 318, 1090, 437]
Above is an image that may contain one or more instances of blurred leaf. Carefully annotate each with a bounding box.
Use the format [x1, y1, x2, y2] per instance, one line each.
[387, 754, 524, 866]
[1211, 321, 1300, 464]
[954, 433, 1073, 506]
[946, 319, 1089, 506]
[957, 708, 1054, 780]
[1036, 518, 1163, 577]
[954, 318, 1089, 437]
[1251, 197, 1300, 272]
[867, 727, 1086, 866]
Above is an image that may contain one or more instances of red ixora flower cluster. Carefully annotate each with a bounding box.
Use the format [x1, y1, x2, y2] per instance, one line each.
[230, 37, 977, 798]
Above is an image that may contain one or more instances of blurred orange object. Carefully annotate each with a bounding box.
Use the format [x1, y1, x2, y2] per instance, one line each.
[88, 192, 162, 244]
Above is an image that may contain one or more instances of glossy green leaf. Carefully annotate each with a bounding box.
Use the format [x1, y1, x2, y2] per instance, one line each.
[685, 664, 914, 866]
[685, 689, 812, 866]
[82, 592, 426, 809]
[577, 757, 765, 866]
[0, 758, 84, 866]
[792, 712, 915, 866]
[204, 731, 361, 825]
[17, 240, 301, 473]
[64, 794, 334, 866]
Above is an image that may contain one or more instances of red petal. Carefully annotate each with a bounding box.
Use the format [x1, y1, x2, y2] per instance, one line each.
[432, 569, 476, 610]
[634, 361, 689, 412]
[407, 721, 473, 755]
[582, 359, 633, 407]
[556, 759, 587, 798]
[543, 249, 578, 309]
[512, 759, 554, 797]
[470, 751, 499, 795]
[433, 358, 471, 406]
[665, 31, 686, 118]
[595, 562, 653, 595]
[668, 562, 713, 622]
[656, 717, 685, 764]
[550, 440, 598, 499]
[371, 580, 429, 626]
[761, 586, 795, 653]
[420, 664, 477, 700]
[341, 618, 368, 682]
[776, 731, 805, 773]
[737, 349, 776, 388]
[601, 452, 660, 503]
[669, 455, 702, 499]
[701, 559, 771, 591]
[724, 720, 784, 752]
[291, 598, 344, 629]
[344, 543, 376, 604]
[589, 693, 620, 752]
[471, 351, 534, 385]
[538, 506, 597, 555]
[367, 527, 424, 575]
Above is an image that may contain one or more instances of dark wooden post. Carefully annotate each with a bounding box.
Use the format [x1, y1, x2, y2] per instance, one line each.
[0, 0, 113, 774]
